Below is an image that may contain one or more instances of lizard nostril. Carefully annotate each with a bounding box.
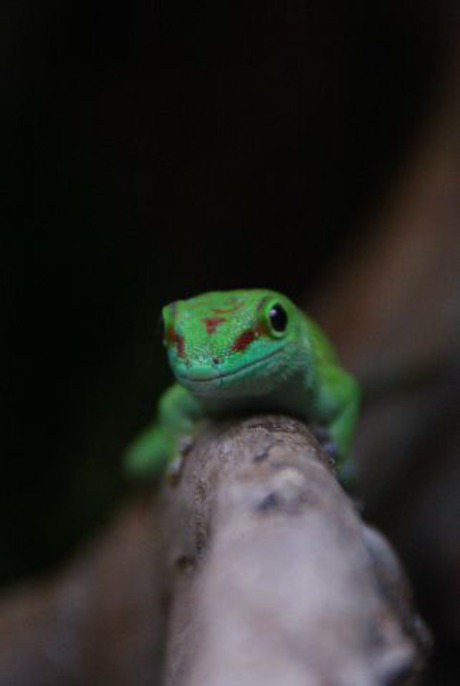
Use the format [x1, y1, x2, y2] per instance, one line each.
[212, 357, 221, 365]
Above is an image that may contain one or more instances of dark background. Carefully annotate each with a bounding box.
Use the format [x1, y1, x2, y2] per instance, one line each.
[0, 0, 455, 590]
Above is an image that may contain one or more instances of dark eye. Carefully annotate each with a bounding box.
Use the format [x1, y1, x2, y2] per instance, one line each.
[269, 304, 288, 332]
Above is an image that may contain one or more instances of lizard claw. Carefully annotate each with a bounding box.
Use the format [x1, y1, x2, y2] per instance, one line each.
[311, 426, 339, 462]
[178, 434, 195, 456]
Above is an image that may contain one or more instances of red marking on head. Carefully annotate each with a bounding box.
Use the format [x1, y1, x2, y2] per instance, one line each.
[232, 328, 256, 352]
[167, 327, 185, 358]
[176, 334, 184, 358]
[202, 317, 226, 335]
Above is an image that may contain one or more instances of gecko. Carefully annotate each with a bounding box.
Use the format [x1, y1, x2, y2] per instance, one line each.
[125, 289, 360, 483]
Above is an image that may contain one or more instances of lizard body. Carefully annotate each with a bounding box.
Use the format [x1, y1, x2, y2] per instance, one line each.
[125, 289, 360, 482]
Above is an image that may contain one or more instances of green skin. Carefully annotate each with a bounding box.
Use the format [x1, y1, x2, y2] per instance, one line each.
[125, 289, 360, 482]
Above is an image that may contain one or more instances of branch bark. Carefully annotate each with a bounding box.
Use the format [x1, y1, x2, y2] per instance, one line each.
[161, 415, 430, 686]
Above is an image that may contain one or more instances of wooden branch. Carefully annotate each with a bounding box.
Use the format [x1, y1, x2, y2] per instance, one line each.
[161, 415, 431, 686]
[0, 415, 431, 684]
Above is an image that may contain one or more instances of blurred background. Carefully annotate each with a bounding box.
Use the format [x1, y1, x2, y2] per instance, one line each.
[1, 0, 459, 683]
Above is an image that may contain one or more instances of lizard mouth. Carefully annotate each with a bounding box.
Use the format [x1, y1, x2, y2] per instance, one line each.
[175, 345, 286, 384]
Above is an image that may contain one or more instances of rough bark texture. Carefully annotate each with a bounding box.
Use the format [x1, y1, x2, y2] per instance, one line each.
[0, 416, 430, 685]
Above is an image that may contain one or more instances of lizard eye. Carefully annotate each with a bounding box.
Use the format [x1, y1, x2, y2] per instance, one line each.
[268, 303, 288, 334]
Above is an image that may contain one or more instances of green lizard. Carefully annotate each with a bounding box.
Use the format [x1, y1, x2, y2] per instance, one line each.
[125, 289, 360, 483]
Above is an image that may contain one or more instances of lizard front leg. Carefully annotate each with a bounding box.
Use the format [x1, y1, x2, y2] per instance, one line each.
[310, 364, 360, 485]
[124, 383, 203, 479]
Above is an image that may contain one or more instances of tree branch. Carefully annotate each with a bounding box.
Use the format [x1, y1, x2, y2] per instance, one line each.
[161, 415, 431, 686]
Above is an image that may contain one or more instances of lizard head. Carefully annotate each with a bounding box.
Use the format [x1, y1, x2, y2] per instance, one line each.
[160, 289, 304, 397]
